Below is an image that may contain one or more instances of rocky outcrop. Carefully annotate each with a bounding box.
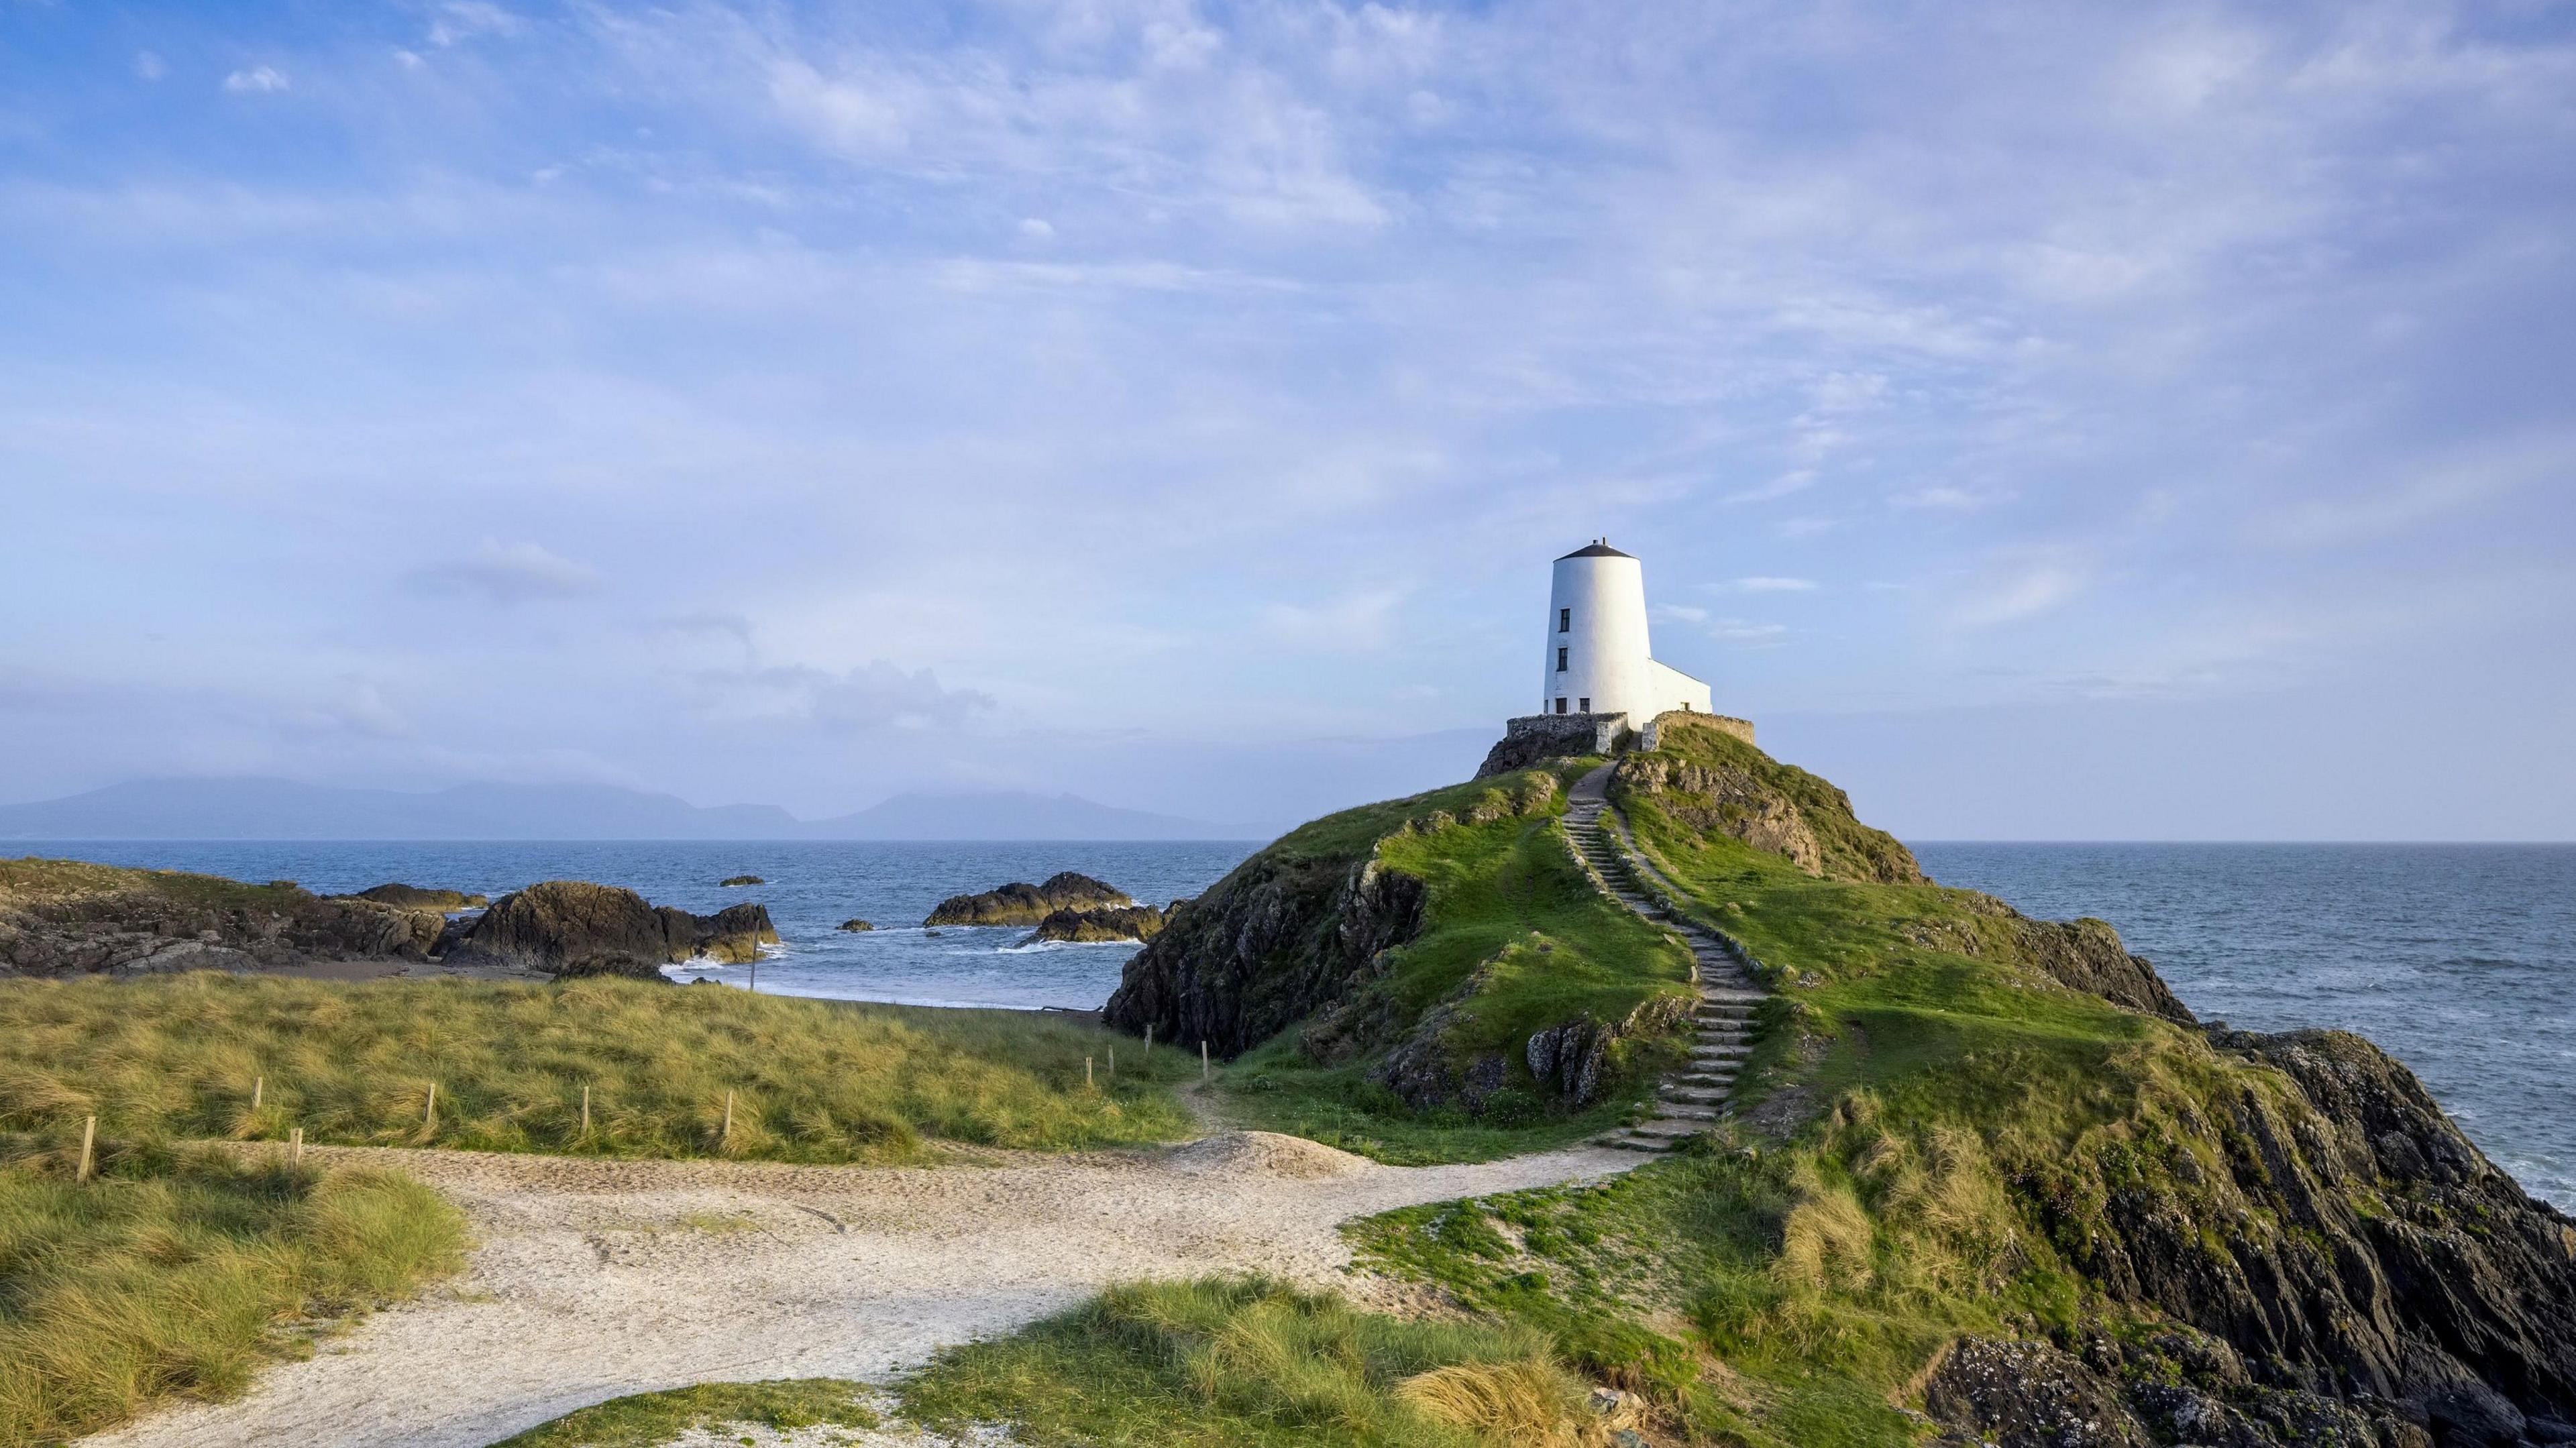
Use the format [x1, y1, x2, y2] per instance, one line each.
[443, 881, 777, 979]
[1990, 1015, 2576, 1447]
[838, 917, 875, 932]
[0, 858, 449, 977]
[1106, 854, 1426, 1058]
[1523, 992, 1697, 1107]
[925, 872, 1130, 928]
[345, 883, 487, 909]
[1611, 750, 1922, 885]
[1020, 903, 1172, 945]
[1368, 983, 1693, 1115]
[1909, 893, 2198, 1025]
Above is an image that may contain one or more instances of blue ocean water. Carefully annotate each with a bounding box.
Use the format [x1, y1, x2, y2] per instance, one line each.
[1915, 844, 2575, 1209]
[17, 840, 1257, 1011]
[19, 838, 2569, 1206]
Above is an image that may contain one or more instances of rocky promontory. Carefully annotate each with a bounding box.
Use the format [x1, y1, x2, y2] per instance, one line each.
[924, 871, 1130, 927]
[0, 857, 454, 977]
[441, 881, 777, 979]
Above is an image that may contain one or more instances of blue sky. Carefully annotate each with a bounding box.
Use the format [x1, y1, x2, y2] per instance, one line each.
[3, 0, 2572, 838]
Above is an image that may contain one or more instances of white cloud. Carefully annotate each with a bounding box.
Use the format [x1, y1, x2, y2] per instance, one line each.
[405, 540, 600, 605]
[1018, 217, 1055, 240]
[694, 661, 994, 734]
[223, 66, 288, 94]
[134, 52, 166, 82]
[1719, 577, 1817, 594]
[1950, 554, 2090, 628]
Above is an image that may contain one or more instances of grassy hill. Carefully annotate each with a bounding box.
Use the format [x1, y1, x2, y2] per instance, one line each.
[902, 725, 2576, 1447]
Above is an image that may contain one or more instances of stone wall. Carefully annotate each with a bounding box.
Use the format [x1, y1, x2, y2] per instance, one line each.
[1473, 712, 1630, 777]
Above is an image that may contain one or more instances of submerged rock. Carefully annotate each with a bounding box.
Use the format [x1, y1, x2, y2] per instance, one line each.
[718, 875, 764, 887]
[837, 917, 875, 932]
[924, 871, 1130, 927]
[345, 883, 488, 910]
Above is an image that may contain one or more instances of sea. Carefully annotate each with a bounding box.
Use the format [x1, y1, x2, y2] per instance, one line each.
[17, 838, 2571, 1208]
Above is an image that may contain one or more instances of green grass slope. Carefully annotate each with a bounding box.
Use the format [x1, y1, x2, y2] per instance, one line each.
[1122, 765, 1698, 1164]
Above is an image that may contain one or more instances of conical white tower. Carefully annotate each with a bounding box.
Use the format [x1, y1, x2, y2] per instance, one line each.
[1541, 541, 1709, 720]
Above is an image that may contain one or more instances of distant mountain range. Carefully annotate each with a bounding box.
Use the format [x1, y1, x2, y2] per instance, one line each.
[0, 778, 1253, 841]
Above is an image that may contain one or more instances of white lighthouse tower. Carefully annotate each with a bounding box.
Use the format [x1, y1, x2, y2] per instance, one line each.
[1542, 540, 1710, 719]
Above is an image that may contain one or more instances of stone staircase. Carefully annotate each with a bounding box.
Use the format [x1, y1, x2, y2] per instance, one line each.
[1562, 764, 1766, 1153]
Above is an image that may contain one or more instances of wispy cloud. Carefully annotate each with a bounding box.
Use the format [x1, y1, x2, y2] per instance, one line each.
[221, 66, 288, 94]
[405, 540, 600, 605]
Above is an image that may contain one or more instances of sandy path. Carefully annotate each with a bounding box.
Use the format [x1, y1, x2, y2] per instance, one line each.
[89, 1129, 1632, 1448]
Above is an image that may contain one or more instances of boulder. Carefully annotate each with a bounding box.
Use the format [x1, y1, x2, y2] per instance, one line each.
[445, 881, 777, 979]
[837, 917, 875, 932]
[1019, 903, 1172, 944]
[925, 871, 1131, 927]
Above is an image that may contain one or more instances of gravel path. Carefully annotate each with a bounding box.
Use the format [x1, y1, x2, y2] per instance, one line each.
[86, 1127, 1632, 1448]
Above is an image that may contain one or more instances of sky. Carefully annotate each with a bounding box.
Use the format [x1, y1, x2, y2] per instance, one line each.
[3, 0, 2572, 839]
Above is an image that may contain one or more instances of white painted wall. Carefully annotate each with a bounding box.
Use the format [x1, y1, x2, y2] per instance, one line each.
[1539, 545, 1710, 720]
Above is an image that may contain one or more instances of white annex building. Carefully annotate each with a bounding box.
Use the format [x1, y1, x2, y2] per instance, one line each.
[1541, 540, 1711, 719]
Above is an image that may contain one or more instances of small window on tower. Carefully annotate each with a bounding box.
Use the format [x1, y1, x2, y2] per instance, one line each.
[1558, 608, 1570, 632]
[1554, 698, 1568, 715]
[1579, 698, 1590, 712]
[1556, 646, 1568, 671]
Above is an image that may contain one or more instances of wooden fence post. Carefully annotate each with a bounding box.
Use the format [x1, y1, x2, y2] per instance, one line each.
[1144, 1023, 1152, 1055]
[580, 1084, 591, 1138]
[424, 1082, 437, 1133]
[252, 1075, 263, 1111]
[77, 1115, 95, 1183]
[1108, 1046, 1116, 1080]
[1086, 1056, 1094, 1089]
[722, 1089, 734, 1143]
[290, 1127, 303, 1168]
[1201, 1041, 1210, 1083]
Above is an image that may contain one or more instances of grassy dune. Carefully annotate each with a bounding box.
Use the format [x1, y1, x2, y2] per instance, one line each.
[0, 1148, 465, 1445]
[0, 974, 1198, 1165]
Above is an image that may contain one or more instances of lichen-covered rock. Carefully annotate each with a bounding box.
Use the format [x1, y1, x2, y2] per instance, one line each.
[924, 872, 1131, 927]
[1925, 1337, 2153, 1447]
[1020, 903, 1172, 944]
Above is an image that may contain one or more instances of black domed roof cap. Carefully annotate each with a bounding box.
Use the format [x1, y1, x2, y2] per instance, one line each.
[1557, 539, 1634, 560]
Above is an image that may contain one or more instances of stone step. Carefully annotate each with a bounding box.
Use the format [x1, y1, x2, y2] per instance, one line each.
[1600, 1135, 1670, 1153]
[1662, 1090, 1729, 1107]
[1623, 1118, 1711, 1140]
[1654, 1104, 1721, 1121]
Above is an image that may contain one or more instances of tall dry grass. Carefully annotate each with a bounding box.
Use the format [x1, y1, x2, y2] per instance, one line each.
[0, 974, 1195, 1164]
[0, 1144, 465, 1445]
[903, 1275, 1612, 1445]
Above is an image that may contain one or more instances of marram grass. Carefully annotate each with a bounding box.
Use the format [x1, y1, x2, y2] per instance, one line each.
[0, 1144, 465, 1446]
[0, 973, 1198, 1165]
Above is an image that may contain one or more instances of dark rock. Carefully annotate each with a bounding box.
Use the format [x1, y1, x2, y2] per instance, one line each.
[1104, 854, 1424, 1059]
[1924, 1337, 2153, 1447]
[2009, 1021, 2576, 1445]
[718, 875, 764, 887]
[346, 883, 488, 909]
[445, 881, 777, 979]
[837, 918, 875, 932]
[1020, 903, 1171, 944]
[925, 871, 1130, 928]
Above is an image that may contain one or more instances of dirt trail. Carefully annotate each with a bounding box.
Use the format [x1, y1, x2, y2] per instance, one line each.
[88, 1125, 1632, 1448]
